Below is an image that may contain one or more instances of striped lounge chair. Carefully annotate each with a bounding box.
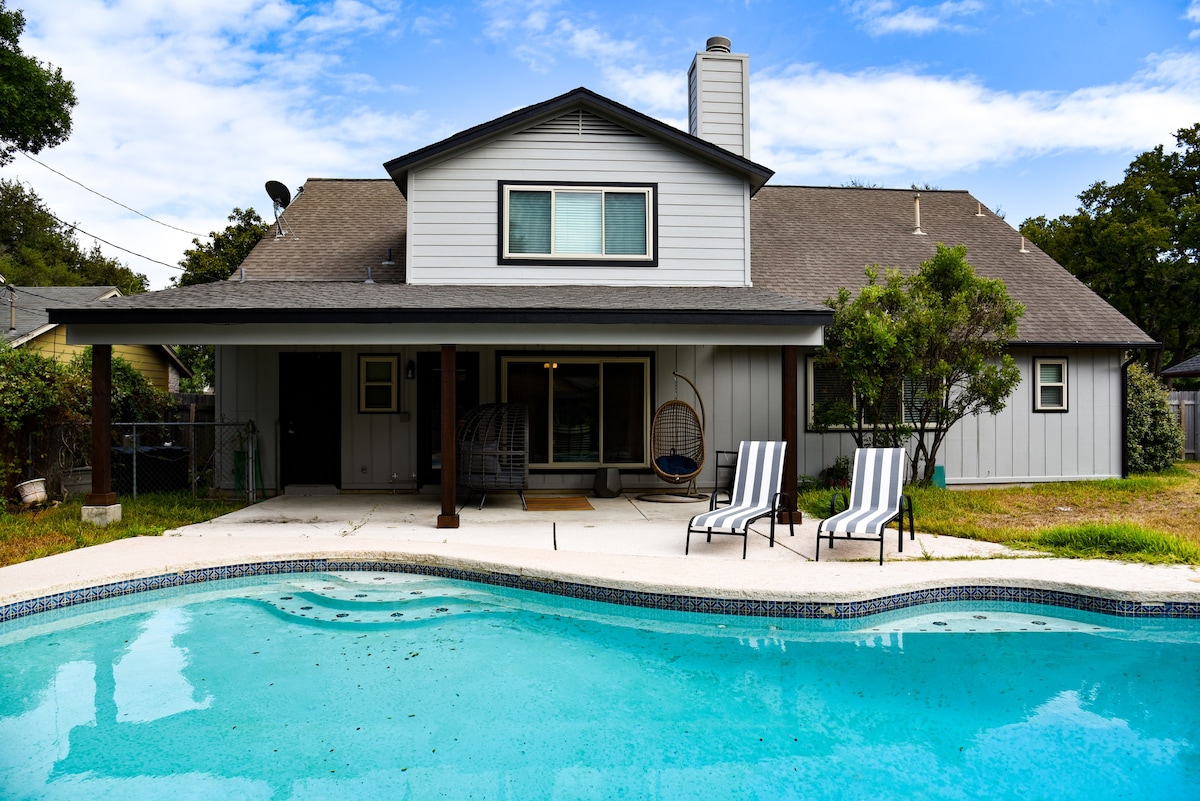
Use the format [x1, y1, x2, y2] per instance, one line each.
[816, 448, 915, 565]
[685, 441, 794, 559]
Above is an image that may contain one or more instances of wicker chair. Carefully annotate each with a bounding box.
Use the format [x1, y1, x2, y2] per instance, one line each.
[456, 403, 529, 509]
[649, 373, 706, 496]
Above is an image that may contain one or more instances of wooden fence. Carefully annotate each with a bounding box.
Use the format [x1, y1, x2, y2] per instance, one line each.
[1169, 391, 1199, 460]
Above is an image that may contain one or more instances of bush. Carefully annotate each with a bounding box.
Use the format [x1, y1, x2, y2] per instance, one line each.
[1127, 363, 1183, 473]
[1, 347, 173, 502]
[69, 347, 173, 424]
[0, 348, 84, 497]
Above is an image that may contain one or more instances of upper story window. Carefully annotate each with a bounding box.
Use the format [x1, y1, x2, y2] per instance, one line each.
[500, 182, 656, 265]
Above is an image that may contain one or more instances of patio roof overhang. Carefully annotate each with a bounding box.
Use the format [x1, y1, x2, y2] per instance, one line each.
[61, 321, 827, 347]
[50, 281, 832, 347]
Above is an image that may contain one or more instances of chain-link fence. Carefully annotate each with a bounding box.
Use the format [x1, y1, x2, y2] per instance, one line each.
[25, 421, 260, 502]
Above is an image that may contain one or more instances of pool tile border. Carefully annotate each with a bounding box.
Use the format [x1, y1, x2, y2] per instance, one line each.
[3, 558, 1199, 623]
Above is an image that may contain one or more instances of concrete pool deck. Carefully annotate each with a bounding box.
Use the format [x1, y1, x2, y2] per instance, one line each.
[3, 491, 1200, 611]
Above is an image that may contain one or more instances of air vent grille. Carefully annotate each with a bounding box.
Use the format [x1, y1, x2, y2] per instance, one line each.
[520, 109, 641, 138]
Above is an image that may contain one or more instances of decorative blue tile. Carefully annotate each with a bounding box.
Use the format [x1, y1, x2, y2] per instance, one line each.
[3, 560, 1200, 623]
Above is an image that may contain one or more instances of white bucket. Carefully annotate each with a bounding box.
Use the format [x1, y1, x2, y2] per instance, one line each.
[15, 478, 48, 507]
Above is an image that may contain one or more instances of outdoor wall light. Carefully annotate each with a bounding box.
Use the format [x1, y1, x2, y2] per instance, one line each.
[543, 362, 557, 369]
[405, 360, 416, 380]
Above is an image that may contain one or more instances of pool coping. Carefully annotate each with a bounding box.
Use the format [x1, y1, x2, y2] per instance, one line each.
[4, 536, 1200, 623]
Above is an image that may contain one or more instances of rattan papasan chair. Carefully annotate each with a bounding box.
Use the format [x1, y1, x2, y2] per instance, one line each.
[643, 372, 707, 501]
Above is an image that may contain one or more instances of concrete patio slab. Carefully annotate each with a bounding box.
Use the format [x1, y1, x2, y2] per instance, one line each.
[2, 492, 1199, 612]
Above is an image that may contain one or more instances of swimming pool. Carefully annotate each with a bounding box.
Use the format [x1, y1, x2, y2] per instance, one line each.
[2, 571, 1197, 800]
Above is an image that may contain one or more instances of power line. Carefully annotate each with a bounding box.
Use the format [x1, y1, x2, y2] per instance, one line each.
[40, 208, 185, 271]
[19, 151, 209, 238]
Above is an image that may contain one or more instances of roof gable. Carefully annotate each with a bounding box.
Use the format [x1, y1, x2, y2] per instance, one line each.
[383, 87, 774, 196]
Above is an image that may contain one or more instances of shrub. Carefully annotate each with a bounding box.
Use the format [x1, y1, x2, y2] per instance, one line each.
[0, 348, 85, 498]
[1126, 363, 1183, 473]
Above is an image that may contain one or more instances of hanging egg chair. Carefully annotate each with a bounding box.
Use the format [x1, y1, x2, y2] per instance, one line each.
[643, 372, 707, 501]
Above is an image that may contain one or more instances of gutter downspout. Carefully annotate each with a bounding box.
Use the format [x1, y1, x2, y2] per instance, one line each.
[1120, 350, 1141, 479]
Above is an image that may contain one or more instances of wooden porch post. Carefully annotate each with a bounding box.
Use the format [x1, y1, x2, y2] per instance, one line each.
[83, 344, 121, 525]
[780, 345, 799, 522]
[437, 344, 460, 528]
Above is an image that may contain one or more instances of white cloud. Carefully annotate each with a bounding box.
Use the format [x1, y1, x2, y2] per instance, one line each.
[8, 0, 422, 288]
[845, 0, 984, 36]
[749, 53, 1200, 185]
[1189, 0, 1200, 38]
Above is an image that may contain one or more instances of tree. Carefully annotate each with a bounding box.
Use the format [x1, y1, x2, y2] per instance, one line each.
[817, 244, 1024, 484]
[0, 1, 77, 165]
[0, 179, 148, 292]
[173, 207, 269, 391]
[1021, 124, 1200, 374]
[175, 207, 269, 287]
[902, 244, 1024, 484]
[816, 266, 916, 449]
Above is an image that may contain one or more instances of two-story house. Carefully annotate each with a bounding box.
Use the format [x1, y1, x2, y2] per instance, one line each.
[53, 38, 1154, 525]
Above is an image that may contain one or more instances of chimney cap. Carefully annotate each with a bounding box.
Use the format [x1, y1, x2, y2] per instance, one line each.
[705, 36, 731, 53]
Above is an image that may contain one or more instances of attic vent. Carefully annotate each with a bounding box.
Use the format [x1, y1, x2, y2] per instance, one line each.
[520, 109, 640, 139]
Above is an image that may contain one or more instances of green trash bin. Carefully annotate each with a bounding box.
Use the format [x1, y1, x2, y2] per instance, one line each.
[931, 464, 946, 489]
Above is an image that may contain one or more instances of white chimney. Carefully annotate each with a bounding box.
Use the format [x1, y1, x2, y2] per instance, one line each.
[687, 36, 751, 158]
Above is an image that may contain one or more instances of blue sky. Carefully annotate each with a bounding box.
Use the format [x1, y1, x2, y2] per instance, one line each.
[8, 0, 1200, 288]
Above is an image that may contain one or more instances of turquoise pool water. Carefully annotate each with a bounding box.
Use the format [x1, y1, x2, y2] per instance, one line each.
[1, 572, 1197, 800]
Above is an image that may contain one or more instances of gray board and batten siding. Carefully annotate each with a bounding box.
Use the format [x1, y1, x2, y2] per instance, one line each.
[403, 109, 752, 287]
[216, 340, 1123, 494]
[216, 343, 790, 495]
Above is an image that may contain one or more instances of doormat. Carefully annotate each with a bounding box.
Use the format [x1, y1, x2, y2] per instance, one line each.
[525, 496, 593, 512]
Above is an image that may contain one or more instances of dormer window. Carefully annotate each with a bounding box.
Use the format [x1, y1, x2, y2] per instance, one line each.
[500, 182, 656, 265]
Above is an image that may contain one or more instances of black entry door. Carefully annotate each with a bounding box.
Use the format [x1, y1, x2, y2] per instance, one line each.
[279, 352, 341, 488]
[416, 351, 479, 487]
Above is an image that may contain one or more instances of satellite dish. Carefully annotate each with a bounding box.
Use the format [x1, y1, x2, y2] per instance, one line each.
[265, 180, 291, 210]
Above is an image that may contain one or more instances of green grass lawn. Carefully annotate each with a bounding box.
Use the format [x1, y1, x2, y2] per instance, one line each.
[0, 492, 245, 568]
[798, 462, 1200, 565]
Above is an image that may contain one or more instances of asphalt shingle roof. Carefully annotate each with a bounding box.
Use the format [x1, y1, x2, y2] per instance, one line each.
[4, 285, 118, 345]
[750, 186, 1153, 347]
[50, 179, 1154, 347]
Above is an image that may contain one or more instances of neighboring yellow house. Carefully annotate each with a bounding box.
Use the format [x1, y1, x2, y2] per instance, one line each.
[4, 286, 191, 391]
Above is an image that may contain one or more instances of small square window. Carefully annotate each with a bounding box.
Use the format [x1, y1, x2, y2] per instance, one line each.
[1034, 358, 1068, 412]
[359, 355, 398, 413]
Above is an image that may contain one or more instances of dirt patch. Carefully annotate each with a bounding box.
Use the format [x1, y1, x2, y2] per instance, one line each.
[967, 463, 1200, 542]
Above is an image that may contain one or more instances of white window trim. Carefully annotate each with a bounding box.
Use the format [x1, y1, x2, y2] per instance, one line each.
[500, 183, 654, 262]
[500, 355, 652, 469]
[1034, 357, 1068, 412]
[358, 355, 399, 413]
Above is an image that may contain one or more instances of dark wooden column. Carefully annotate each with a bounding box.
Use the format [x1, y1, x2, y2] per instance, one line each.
[780, 345, 799, 522]
[437, 344, 459, 528]
[87, 344, 118, 507]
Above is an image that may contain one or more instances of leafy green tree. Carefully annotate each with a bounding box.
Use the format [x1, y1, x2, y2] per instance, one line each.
[817, 265, 916, 449]
[0, 179, 148, 292]
[1022, 124, 1200, 374]
[0, 346, 79, 496]
[903, 244, 1024, 484]
[172, 207, 269, 391]
[1126, 363, 1183, 473]
[0, 1, 76, 165]
[818, 244, 1024, 484]
[175, 207, 268, 286]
